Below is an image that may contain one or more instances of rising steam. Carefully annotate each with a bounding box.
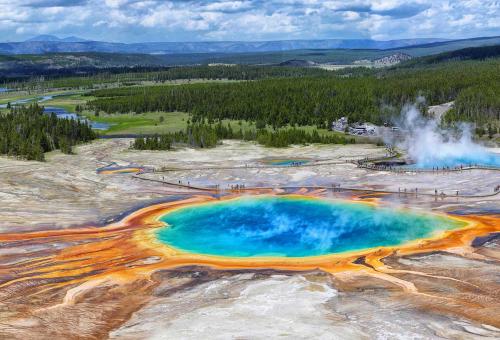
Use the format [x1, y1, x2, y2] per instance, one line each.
[392, 103, 499, 168]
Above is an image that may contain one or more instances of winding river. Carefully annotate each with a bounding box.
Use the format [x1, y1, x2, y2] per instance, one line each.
[0, 93, 110, 130]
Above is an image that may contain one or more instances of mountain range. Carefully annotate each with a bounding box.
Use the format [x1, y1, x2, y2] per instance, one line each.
[0, 36, 459, 55]
[25, 35, 89, 43]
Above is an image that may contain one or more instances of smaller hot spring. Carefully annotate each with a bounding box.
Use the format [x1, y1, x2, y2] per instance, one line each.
[156, 196, 464, 257]
[408, 151, 500, 169]
[262, 158, 310, 166]
[96, 163, 144, 174]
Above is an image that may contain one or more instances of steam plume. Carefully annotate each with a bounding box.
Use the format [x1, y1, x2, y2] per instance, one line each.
[392, 103, 499, 168]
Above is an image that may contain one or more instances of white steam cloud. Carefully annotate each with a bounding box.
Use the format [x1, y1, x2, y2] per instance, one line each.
[392, 103, 499, 168]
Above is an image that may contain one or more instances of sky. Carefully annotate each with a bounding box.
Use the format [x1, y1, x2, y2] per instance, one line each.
[0, 0, 499, 42]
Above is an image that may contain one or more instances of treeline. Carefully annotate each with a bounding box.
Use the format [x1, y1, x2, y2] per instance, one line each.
[8, 65, 335, 91]
[0, 104, 95, 161]
[92, 77, 380, 127]
[4, 66, 170, 90]
[134, 124, 220, 149]
[1, 66, 166, 84]
[133, 65, 333, 81]
[132, 122, 355, 150]
[90, 59, 500, 127]
[252, 128, 355, 147]
[444, 81, 500, 124]
[133, 134, 172, 150]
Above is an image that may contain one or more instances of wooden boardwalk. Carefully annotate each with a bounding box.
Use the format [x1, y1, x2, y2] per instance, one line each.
[132, 174, 500, 199]
[128, 150, 499, 199]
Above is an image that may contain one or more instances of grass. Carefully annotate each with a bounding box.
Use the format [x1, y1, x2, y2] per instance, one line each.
[86, 110, 371, 144]
[81, 111, 259, 135]
[80, 111, 191, 135]
[81, 107, 374, 142]
[0, 92, 39, 105]
[42, 93, 89, 112]
[0, 90, 85, 105]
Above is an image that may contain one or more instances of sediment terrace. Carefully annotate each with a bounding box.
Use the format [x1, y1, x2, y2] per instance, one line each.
[0, 139, 499, 339]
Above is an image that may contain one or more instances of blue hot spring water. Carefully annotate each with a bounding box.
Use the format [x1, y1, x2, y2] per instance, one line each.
[411, 152, 500, 169]
[269, 159, 310, 166]
[156, 196, 464, 257]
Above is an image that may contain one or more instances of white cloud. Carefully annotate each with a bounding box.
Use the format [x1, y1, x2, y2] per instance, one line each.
[203, 1, 253, 12]
[370, 0, 401, 11]
[104, 0, 130, 9]
[343, 11, 360, 21]
[0, 0, 498, 42]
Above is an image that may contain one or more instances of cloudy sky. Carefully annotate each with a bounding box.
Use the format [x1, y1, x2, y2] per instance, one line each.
[1, 0, 499, 42]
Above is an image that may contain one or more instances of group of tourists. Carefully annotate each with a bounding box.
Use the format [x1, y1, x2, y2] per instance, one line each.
[431, 164, 477, 172]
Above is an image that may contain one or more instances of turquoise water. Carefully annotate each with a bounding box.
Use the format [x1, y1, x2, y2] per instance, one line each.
[44, 106, 111, 130]
[410, 152, 500, 169]
[156, 196, 463, 257]
[264, 159, 310, 166]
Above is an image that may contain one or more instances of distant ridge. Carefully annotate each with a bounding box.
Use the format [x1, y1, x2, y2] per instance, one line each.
[1, 42, 499, 79]
[25, 35, 89, 43]
[397, 45, 500, 67]
[384, 35, 500, 51]
[0, 37, 453, 55]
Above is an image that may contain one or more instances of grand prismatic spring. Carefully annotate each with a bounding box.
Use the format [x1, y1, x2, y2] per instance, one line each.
[157, 196, 465, 257]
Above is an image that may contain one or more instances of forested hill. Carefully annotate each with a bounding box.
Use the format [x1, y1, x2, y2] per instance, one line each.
[89, 58, 499, 127]
[397, 45, 500, 67]
[4, 65, 346, 91]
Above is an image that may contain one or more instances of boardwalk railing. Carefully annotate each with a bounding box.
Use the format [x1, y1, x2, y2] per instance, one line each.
[357, 163, 500, 173]
[132, 173, 500, 199]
